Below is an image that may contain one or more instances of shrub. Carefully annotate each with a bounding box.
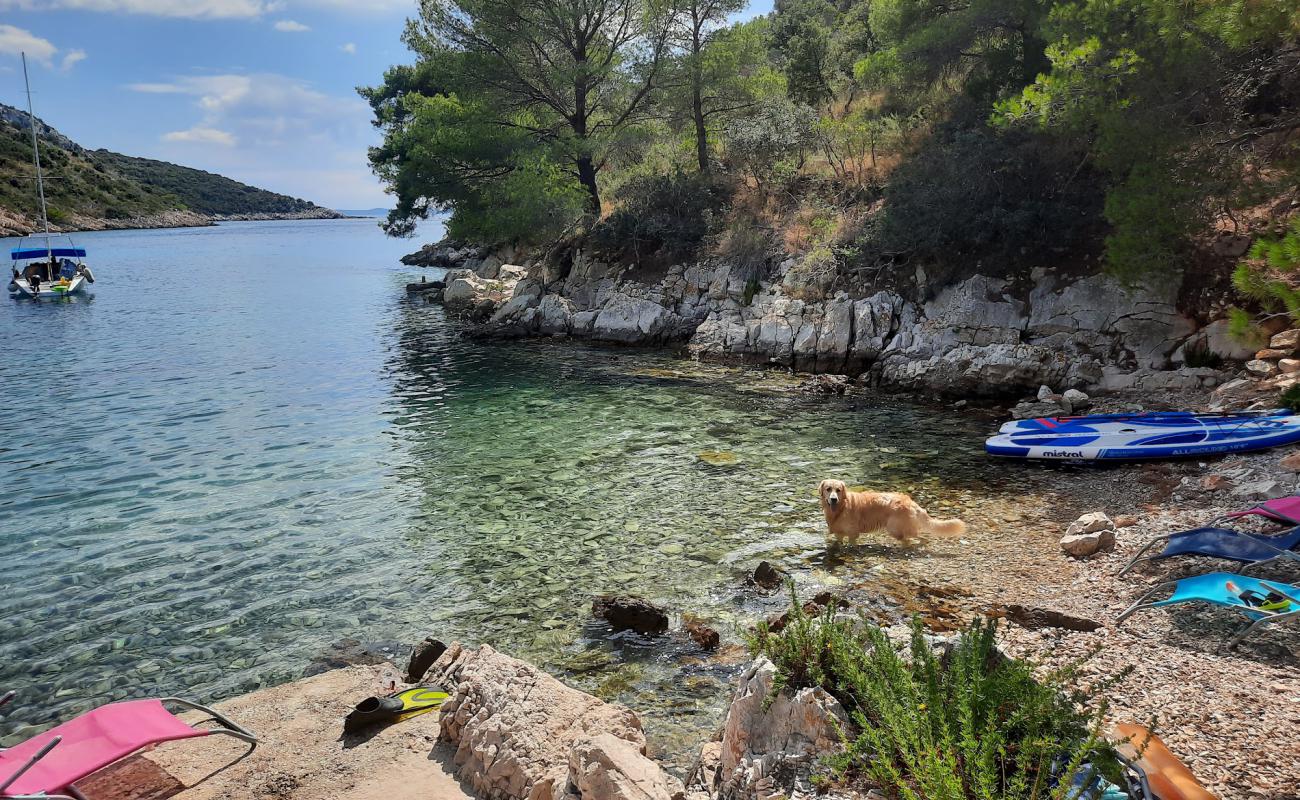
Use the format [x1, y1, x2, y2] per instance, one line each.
[589, 171, 729, 266]
[1229, 216, 1300, 341]
[1281, 384, 1300, 413]
[861, 121, 1103, 282]
[748, 586, 1126, 800]
[1182, 338, 1224, 369]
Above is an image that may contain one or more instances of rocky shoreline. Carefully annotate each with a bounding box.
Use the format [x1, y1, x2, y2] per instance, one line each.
[404, 239, 1260, 398]
[0, 207, 346, 237]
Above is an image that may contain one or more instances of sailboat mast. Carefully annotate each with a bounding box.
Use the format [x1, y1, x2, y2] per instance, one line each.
[21, 52, 52, 258]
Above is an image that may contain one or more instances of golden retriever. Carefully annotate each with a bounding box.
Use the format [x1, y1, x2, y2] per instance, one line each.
[818, 479, 966, 545]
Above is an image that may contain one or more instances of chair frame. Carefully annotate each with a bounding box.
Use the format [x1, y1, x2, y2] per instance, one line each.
[1118, 566, 1300, 649]
[1118, 528, 1300, 576]
[0, 697, 256, 800]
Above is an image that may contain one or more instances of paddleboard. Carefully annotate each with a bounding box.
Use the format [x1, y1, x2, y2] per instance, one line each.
[986, 410, 1300, 461]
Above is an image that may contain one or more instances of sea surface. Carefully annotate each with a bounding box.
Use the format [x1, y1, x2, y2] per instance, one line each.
[0, 218, 1021, 762]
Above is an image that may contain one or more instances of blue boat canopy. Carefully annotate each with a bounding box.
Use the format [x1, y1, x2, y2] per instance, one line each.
[11, 247, 86, 261]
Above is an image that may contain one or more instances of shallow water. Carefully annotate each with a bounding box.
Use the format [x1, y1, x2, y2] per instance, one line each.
[0, 219, 1030, 762]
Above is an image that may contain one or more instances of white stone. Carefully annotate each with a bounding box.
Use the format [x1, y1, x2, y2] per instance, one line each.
[430, 643, 664, 800]
[563, 733, 685, 800]
[1037, 385, 1056, 401]
[1066, 511, 1114, 537]
[1060, 529, 1115, 558]
[1196, 319, 1260, 361]
[718, 659, 847, 799]
[1270, 329, 1300, 351]
[1280, 359, 1300, 374]
[1062, 388, 1091, 411]
[1246, 359, 1280, 377]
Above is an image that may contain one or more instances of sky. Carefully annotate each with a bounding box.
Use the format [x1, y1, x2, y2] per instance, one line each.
[0, 0, 774, 210]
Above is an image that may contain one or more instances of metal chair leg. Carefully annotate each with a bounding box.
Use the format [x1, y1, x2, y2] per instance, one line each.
[1118, 536, 1170, 577]
[1117, 582, 1175, 623]
[161, 698, 258, 749]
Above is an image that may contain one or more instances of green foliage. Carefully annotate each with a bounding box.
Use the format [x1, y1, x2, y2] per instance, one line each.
[0, 109, 322, 225]
[995, 0, 1300, 279]
[1231, 217, 1300, 334]
[1281, 384, 1300, 413]
[721, 96, 819, 191]
[95, 151, 319, 216]
[589, 171, 729, 265]
[749, 586, 1125, 800]
[862, 122, 1102, 279]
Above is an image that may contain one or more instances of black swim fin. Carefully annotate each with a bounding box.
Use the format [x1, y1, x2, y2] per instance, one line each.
[344, 686, 449, 732]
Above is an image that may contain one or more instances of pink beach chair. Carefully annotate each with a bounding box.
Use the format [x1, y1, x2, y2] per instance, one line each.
[0, 693, 256, 800]
[1220, 494, 1300, 526]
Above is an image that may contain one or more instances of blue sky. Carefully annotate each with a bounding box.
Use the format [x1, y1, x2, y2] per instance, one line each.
[0, 0, 771, 209]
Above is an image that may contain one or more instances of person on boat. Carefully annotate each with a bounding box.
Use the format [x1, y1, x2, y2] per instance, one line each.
[47, 256, 59, 282]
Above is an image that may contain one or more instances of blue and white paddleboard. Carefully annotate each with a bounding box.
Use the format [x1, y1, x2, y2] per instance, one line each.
[986, 410, 1300, 461]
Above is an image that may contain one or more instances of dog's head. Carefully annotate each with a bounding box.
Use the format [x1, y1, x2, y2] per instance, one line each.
[819, 479, 848, 512]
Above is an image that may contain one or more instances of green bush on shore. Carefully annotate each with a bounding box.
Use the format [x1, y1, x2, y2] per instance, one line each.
[748, 585, 1127, 799]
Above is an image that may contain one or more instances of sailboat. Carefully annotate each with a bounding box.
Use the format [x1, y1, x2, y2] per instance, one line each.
[6, 52, 95, 300]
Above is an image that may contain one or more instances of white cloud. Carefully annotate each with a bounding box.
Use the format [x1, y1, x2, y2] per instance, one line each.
[0, 0, 276, 18]
[0, 24, 58, 66]
[273, 19, 310, 31]
[131, 70, 381, 207]
[162, 126, 237, 146]
[339, 42, 356, 54]
[60, 49, 87, 71]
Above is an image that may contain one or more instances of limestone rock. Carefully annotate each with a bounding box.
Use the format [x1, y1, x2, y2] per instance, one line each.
[1246, 359, 1279, 377]
[1061, 512, 1116, 558]
[1062, 388, 1091, 412]
[593, 595, 669, 635]
[1270, 329, 1300, 351]
[593, 298, 669, 343]
[1256, 348, 1291, 360]
[1060, 530, 1115, 558]
[1281, 451, 1300, 472]
[1011, 400, 1064, 420]
[1036, 385, 1056, 401]
[1196, 318, 1259, 361]
[1066, 511, 1114, 536]
[563, 734, 686, 800]
[718, 659, 847, 799]
[1280, 359, 1300, 374]
[430, 642, 654, 800]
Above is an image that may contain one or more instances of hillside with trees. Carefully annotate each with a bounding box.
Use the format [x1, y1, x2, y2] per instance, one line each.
[0, 104, 334, 231]
[364, 0, 1299, 291]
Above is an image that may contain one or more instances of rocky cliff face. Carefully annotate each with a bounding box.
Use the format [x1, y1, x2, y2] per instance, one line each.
[420, 243, 1249, 397]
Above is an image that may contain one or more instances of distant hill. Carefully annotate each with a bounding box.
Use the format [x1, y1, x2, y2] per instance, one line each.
[95, 151, 321, 217]
[0, 103, 337, 234]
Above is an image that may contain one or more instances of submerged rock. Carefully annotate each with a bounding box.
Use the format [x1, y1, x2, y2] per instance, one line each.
[682, 615, 720, 651]
[593, 595, 670, 635]
[750, 561, 788, 593]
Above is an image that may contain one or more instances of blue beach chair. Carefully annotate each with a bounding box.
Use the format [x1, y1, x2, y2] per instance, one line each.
[1117, 525, 1300, 576]
[1117, 571, 1300, 648]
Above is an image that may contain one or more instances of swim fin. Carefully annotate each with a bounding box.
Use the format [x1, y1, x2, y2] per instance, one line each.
[344, 685, 449, 732]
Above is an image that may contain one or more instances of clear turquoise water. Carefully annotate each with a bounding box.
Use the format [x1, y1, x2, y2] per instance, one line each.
[0, 219, 1020, 763]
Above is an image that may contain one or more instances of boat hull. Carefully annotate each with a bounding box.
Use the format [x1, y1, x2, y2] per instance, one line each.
[986, 411, 1300, 461]
[8, 274, 88, 299]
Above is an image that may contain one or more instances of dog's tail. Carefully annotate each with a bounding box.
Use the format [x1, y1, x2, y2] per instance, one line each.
[925, 516, 967, 537]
